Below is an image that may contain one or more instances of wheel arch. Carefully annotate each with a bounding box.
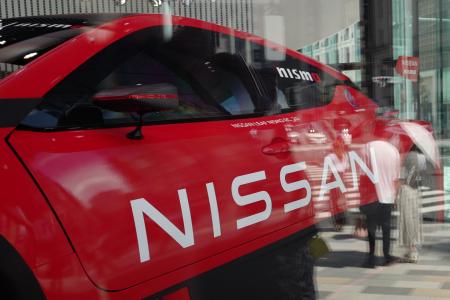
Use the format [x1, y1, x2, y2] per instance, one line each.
[0, 235, 46, 299]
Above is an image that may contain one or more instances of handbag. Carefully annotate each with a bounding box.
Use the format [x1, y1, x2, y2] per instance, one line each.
[307, 235, 330, 260]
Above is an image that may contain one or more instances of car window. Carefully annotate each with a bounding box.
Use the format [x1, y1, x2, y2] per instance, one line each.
[93, 52, 221, 125]
[20, 26, 257, 130]
[197, 30, 345, 113]
[246, 48, 344, 111]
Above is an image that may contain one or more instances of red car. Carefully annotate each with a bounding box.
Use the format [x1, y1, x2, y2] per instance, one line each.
[0, 14, 441, 299]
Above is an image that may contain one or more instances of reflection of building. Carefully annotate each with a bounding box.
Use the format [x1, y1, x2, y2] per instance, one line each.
[299, 22, 360, 65]
[378, 0, 450, 139]
[416, 0, 450, 139]
[0, 0, 255, 33]
[299, 21, 362, 86]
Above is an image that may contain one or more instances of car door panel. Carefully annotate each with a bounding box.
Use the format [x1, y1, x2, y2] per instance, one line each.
[9, 114, 314, 290]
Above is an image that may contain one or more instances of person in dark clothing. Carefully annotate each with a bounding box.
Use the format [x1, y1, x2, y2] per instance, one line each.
[364, 203, 394, 267]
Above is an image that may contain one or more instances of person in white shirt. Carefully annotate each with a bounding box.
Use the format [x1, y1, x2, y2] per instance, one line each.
[362, 140, 400, 268]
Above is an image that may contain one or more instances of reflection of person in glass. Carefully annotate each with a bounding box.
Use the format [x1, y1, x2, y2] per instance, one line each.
[397, 147, 425, 263]
[362, 140, 400, 268]
[327, 136, 348, 231]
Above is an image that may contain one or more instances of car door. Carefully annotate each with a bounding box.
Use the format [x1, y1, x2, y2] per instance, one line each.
[8, 25, 315, 293]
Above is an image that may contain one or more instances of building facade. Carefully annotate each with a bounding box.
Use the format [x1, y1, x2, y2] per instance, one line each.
[299, 21, 362, 86]
[0, 0, 255, 33]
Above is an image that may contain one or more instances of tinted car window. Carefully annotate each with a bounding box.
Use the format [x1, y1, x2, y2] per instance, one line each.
[196, 31, 345, 113]
[20, 25, 345, 130]
[245, 47, 344, 111]
[20, 26, 260, 130]
[94, 52, 216, 125]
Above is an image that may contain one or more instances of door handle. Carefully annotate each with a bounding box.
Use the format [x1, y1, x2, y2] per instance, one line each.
[262, 140, 291, 155]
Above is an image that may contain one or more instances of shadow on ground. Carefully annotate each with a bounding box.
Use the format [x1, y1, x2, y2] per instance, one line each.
[422, 242, 450, 253]
[315, 251, 368, 268]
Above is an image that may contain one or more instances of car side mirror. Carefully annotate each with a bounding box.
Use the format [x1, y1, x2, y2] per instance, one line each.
[93, 84, 179, 139]
[93, 83, 179, 113]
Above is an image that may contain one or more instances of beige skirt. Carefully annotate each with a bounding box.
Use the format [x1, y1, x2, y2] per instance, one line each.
[397, 184, 423, 247]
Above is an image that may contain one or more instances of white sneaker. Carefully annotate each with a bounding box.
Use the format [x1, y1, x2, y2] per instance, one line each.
[409, 251, 419, 263]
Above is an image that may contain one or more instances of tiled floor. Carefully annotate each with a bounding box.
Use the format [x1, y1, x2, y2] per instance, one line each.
[315, 222, 450, 300]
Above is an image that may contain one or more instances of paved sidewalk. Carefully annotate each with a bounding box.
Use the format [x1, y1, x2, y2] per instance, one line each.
[315, 222, 450, 300]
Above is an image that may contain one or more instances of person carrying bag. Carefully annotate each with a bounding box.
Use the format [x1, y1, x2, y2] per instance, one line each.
[397, 149, 425, 263]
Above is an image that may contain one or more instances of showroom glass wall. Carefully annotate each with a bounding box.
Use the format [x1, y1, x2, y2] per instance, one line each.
[1, 0, 450, 298]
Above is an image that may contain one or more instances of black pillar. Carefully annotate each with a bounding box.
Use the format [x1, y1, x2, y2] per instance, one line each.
[360, 0, 394, 107]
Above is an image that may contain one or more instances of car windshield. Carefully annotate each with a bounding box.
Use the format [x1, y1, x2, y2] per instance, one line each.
[0, 18, 92, 80]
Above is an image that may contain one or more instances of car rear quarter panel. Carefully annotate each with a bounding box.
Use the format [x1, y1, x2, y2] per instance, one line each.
[0, 127, 72, 268]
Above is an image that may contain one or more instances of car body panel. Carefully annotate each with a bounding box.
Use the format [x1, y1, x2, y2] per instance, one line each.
[0, 126, 73, 267]
[10, 111, 316, 290]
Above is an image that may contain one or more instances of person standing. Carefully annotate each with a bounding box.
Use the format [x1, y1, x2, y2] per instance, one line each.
[327, 136, 349, 231]
[397, 148, 425, 263]
[362, 140, 401, 268]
